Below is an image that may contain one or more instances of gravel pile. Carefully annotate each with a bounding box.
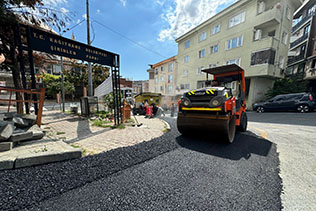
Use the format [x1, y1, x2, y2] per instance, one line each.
[0, 118, 179, 210]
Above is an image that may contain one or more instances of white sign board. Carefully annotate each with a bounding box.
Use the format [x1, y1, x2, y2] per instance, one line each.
[94, 77, 112, 98]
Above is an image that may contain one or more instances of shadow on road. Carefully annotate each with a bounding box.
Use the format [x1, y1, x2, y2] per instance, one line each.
[176, 131, 272, 161]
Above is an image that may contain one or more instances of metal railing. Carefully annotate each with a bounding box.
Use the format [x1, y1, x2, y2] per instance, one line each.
[287, 54, 305, 66]
[290, 33, 308, 49]
[292, 12, 315, 33]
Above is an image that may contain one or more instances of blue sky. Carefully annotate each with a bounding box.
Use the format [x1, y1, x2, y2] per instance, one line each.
[43, 0, 236, 80]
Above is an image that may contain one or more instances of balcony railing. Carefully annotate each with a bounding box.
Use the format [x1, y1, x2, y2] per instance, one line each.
[292, 12, 315, 33]
[290, 33, 308, 49]
[287, 54, 305, 66]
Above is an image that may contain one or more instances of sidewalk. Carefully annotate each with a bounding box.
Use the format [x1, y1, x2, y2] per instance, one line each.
[42, 110, 168, 156]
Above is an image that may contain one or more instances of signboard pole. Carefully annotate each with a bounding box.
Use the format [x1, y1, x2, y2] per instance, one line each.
[26, 26, 38, 114]
[16, 25, 29, 114]
[61, 56, 65, 112]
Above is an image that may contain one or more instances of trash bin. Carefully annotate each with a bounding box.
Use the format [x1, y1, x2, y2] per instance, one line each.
[80, 96, 99, 116]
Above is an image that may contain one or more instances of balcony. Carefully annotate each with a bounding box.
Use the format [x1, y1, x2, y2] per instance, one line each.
[287, 54, 305, 66]
[254, 6, 281, 28]
[253, 36, 278, 50]
[290, 33, 308, 49]
[292, 12, 315, 33]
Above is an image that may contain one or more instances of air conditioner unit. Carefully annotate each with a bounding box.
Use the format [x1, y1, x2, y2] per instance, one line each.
[255, 29, 262, 40]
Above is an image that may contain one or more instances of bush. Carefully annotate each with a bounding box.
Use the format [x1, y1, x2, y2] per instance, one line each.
[265, 77, 308, 99]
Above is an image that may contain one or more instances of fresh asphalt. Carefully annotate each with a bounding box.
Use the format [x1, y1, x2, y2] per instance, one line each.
[0, 114, 286, 211]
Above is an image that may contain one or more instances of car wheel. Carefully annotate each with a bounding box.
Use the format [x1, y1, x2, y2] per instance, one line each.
[256, 106, 264, 113]
[297, 105, 310, 113]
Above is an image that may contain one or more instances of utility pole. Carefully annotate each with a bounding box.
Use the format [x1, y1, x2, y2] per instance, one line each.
[86, 0, 93, 96]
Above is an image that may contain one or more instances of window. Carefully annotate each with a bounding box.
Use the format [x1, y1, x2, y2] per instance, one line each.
[209, 64, 217, 68]
[168, 63, 174, 72]
[154, 87, 158, 92]
[160, 86, 164, 91]
[46, 65, 53, 74]
[282, 32, 288, 44]
[168, 75, 173, 83]
[161, 66, 164, 71]
[268, 30, 276, 37]
[211, 24, 221, 35]
[198, 49, 205, 58]
[226, 59, 241, 66]
[185, 40, 190, 48]
[180, 84, 190, 90]
[227, 35, 243, 50]
[308, 5, 316, 16]
[53, 65, 62, 74]
[229, 12, 245, 28]
[34, 66, 40, 74]
[184, 55, 189, 63]
[155, 77, 159, 84]
[304, 25, 311, 35]
[210, 44, 219, 54]
[197, 66, 204, 74]
[197, 81, 206, 89]
[257, 1, 265, 14]
[251, 49, 276, 65]
[183, 70, 188, 77]
[200, 32, 207, 41]
[286, 7, 291, 20]
[279, 56, 284, 69]
[312, 59, 316, 68]
[160, 76, 164, 81]
[168, 85, 173, 94]
[155, 68, 159, 74]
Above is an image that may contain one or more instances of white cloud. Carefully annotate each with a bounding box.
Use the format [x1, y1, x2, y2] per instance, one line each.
[120, 0, 127, 7]
[82, 13, 87, 20]
[158, 0, 236, 42]
[76, 19, 81, 24]
[97, 9, 101, 13]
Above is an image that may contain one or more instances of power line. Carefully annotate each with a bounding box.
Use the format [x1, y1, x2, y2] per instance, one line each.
[93, 19, 168, 59]
[61, 19, 85, 35]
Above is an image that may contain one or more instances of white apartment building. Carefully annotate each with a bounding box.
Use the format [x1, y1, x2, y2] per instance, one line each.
[175, 0, 303, 109]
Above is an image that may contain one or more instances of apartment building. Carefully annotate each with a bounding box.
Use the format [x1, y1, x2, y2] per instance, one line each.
[175, 0, 303, 108]
[132, 80, 149, 95]
[147, 56, 178, 107]
[287, 0, 316, 93]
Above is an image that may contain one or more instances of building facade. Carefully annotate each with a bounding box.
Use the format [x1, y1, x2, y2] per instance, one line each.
[175, 0, 303, 109]
[287, 0, 316, 94]
[147, 56, 178, 108]
[132, 80, 149, 95]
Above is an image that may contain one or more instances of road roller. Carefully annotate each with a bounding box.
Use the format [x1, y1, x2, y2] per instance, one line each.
[177, 64, 248, 143]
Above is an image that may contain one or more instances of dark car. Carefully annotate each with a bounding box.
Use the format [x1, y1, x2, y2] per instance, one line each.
[253, 93, 315, 113]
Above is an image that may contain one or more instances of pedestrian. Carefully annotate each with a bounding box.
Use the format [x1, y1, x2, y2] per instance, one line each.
[171, 103, 175, 117]
[144, 100, 149, 118]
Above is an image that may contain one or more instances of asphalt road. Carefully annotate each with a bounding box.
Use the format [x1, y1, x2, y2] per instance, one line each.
[1, 112, 315, 210]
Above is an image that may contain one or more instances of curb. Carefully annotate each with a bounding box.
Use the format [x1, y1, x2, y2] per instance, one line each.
[159, 119, 171, 131]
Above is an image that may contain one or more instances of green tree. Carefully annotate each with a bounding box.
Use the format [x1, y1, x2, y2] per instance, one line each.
[265, 77, 308, 99]
[0, 0, 70, 112]
[42, 73, 74, 99]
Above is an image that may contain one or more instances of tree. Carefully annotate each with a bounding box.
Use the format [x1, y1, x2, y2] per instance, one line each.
[0, 0, 70, 112]
[42, 73, 74, 99]
[265, 77, 308, 99]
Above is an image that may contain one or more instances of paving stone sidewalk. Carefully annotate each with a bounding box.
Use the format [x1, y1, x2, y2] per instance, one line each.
[42, 110, 168, 156]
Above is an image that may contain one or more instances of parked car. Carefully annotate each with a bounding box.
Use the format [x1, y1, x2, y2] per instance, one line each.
[253, 93, 315, 113]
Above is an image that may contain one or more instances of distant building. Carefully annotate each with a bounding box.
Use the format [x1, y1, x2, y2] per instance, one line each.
[132, 80, 149, 95]
[287, 0, 316, 94]
[147, 56, 178, 108]
[175, 0, 303, 109]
